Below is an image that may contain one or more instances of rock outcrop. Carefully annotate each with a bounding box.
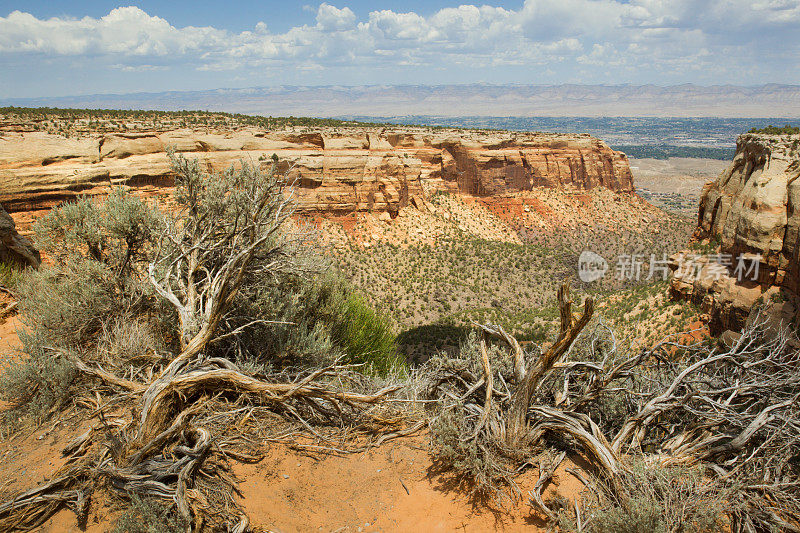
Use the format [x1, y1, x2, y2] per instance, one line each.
[0, 203, 40, 269]
[670, 133, 800, 334]
[0, 127, 633, 217]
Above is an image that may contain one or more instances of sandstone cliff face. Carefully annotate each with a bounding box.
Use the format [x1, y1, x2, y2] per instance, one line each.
[0, 127, 633, 216]
[670, 133, 800, 333]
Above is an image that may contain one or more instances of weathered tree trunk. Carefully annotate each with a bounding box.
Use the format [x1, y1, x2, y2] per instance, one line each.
[481, 283, 594, 448]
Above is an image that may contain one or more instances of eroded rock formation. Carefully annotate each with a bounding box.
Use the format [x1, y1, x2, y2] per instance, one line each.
[670, 133, 800, 334]
[0, 203, 40, 269]
[0, 127, 633, 217]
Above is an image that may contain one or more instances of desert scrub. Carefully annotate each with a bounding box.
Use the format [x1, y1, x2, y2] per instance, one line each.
[429, 402, 501, 493]
[1, 191, 171, 424]
[425, 332, 524, 497]
[0, 151, 421, 529]
[2, 155, 401, 429]
[15, 258, 136, 349]
[0, 329, 77, 425]
[333, 291, 402, 375]
[33, 188, 162, 272]
[236, 271, 403, 375]
[584, 460, 727, 533]
[0, 260, 24, 290]
[333, 211, 692, 343]
[112, 494, 187, 533]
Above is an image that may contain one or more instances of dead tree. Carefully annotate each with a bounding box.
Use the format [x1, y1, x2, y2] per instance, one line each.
[424, 276, 800, 532]
[0, 154, 416, 531]
[426, 282, 596, 498]
[148, 152, 302, 368]
[475, 283, 594, 448]
[139, 152, 314, 441]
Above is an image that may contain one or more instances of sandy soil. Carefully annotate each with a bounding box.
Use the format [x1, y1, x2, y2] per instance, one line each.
[8, 431, 589, 533]
[234, 438, 585, 533]
[0, 310, 589, 532]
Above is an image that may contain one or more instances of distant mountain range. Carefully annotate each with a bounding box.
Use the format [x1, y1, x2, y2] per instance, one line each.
[3, 84, 800, 118]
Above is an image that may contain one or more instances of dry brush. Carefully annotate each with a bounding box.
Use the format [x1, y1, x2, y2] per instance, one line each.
[0, 153, 416, 531]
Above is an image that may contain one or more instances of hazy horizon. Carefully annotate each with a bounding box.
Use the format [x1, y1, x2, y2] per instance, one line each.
[5, 83, 799, 119]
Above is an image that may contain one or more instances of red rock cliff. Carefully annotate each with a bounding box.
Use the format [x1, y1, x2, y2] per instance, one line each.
[0, 127, 633, 216]
[670, 133, 800, 334]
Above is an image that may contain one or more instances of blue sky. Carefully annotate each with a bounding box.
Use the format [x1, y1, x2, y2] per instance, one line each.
[1, 1, 799, 98]
[0, 1, 481, 32]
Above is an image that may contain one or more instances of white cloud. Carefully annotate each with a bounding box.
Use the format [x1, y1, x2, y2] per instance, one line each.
[316, 3, 356, 32]
[368, 10, 430, 41]
[0, 1, 798, 86]
[0, 7, 228, 56]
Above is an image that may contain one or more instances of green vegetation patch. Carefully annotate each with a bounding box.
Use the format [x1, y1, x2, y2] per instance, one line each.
[0, 106, 395, 135]
[613, 144, 734, 160]
[748, 124, 800, 135]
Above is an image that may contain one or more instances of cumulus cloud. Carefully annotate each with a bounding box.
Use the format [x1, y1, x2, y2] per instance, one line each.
[315, 3, 356, 32]
[0, 7, 228, 56]
[0, 1, 798, 86]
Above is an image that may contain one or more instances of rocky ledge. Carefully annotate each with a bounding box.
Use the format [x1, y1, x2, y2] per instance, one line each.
[0, 126, 633, 216]
[670, 133, 800, 334]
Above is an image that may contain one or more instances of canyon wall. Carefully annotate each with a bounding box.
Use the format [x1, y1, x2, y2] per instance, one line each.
[0, 127, 633, 217]
[670, 133, 800, 334]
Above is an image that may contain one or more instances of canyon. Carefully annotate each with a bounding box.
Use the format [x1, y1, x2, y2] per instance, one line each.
[0, 125, 633, 220]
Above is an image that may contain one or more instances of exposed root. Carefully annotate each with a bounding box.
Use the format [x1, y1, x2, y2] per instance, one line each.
[424, 284, 800, 532]
[138, 367, 402, 441]
[528, 450, 566, 521]
[0, 470, 88, 531]
[0, 359, 416, 530]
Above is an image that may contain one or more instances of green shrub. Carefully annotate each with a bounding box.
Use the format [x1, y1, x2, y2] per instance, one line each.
[33, 187, 162, 274]
[0, 329, 77, 425]
[748, 124, 800, 135]
[2, 259, 173, 426]
[217, 270, 402, 375]
[588, 460, 726, 533]
[0, 260, 24, 289]
[590, 498, 664, 533]
[1, 259, 130, 424]
[1, 190, 168, 426]
[227, 272, 339, 370]
[112, 494, 186, 533]
[334, 291, 401, 375]
[16, 259, 122, 349]
[232, 271, 402, 375]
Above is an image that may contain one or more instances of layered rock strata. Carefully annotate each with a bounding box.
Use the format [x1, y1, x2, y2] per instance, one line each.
[670, 133, 800, 333]
[0, 128, 633, 217]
